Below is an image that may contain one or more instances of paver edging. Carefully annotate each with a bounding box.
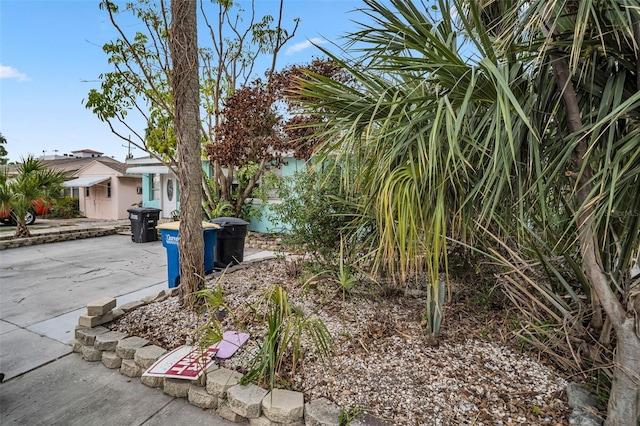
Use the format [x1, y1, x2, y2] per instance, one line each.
[0, 227, 117, 250]
[72, 290, 349, 426]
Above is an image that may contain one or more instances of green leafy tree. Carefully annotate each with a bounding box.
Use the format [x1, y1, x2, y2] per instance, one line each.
[295, 0, 640, 422]
[0, 156, 66, 238]
[86, 0, 299, 218]
[268, 162, 353, 262]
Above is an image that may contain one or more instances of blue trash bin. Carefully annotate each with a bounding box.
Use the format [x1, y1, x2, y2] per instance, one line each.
[157, 221, 221, 288]
[203, 227, 218, 274]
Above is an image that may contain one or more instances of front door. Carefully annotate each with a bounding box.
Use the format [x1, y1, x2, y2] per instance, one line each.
[161, 176, 178, 219]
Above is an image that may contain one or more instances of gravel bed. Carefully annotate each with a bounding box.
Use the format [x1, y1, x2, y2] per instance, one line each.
[109, 258, 570, 425]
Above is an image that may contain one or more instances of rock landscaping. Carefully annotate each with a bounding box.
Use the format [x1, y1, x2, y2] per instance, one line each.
[42, 224, 601, 425]
[73, 295, 345, 425]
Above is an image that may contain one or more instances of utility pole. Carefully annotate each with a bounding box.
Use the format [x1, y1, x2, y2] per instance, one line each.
[122, 136, 136, 160]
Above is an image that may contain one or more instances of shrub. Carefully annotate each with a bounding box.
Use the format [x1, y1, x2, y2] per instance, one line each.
[268, 163, 352, 262]
[48, 196, 80, 218]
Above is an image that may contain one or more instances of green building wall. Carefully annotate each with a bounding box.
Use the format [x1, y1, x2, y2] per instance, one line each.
[140, 159, 306, 234]
[248, 158, 306, 233]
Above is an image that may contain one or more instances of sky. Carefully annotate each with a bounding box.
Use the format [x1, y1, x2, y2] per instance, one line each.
[0, 0, 371, 163]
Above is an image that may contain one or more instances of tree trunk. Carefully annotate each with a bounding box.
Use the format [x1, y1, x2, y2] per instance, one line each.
[170, 0, 204, 308]
[14, 223, 30, 239]
[605, 318, 640, 426]
[215, 162, 230, 202]
[549, 51, 639, 424]
[235, 158, 266, 216]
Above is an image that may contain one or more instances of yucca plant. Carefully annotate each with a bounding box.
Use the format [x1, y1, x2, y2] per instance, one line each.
[333, 238, 358, 295]
[423, 279, 445, 336]
[241, 285, 333, 390]
[303, 236, 359, 298]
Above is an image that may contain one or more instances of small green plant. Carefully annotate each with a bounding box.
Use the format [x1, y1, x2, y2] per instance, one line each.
[275, 378, 293, 389]
[303, 237, 362, 300]
[274, 250, 286, 261]
[587, 371, 612, 407]
[211, 201, 234, 218]
[202, 176, 235, 220]
[240, 285, 333, 390]
[194, 283, 235, 349]
[339, 406, 364, 426]
[334, 238, 357, 294]
[423, 279, 445, 335]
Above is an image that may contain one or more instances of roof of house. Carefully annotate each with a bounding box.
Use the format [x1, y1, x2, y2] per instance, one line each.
[44, 156, 122, 175]
[99, 160, 130, 175]
[71, 149, 104, 155]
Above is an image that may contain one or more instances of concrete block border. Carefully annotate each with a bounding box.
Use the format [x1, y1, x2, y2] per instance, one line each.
[0, 227, 118, 250]
[73, 293, 348, 426]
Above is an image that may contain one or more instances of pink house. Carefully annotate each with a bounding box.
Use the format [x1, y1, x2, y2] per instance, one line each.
[62, 159, 142, 220]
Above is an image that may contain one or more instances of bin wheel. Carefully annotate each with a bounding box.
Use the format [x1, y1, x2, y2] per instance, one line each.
[131, 235, 135, 242]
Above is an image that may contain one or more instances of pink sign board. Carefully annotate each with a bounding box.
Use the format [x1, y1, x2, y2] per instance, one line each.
[216, 331, 250, 359]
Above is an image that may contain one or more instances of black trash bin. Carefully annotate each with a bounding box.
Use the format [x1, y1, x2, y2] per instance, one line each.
[128, 207, 162, 243]
[210, 217, 249, 267]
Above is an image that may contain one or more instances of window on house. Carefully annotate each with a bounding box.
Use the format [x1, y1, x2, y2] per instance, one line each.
[85, 187, 90, 197]
[106, 182, 112, 198]
[151, 174, 161, 201]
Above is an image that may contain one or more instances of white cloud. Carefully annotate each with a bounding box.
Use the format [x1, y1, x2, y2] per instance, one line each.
[0, 64, 29, 81]
[285, 37, 327, 55]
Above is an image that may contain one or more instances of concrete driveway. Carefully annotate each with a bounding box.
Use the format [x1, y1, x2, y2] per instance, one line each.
[1, 234, 168, 379]
[0, 232, 236, 425]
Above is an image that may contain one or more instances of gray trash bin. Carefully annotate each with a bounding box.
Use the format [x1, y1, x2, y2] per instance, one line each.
[128, 207, 162, 243]
[210, 217, 249, 267]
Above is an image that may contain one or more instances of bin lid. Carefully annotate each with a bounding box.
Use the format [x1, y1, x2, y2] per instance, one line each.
[209, 216, 249, 227]
[157, 221, 221, 230]
[127, 207, 162, 213]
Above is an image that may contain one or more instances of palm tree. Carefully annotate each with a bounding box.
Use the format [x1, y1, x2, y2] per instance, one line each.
[0, 132, 8, 164]
[0, 156, 66, 238]
[294, 0, 640, 423]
